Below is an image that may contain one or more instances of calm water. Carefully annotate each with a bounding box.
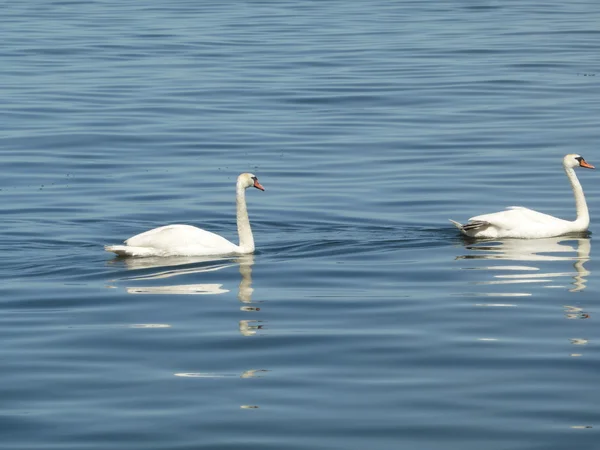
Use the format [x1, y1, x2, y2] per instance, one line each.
[2, 1, 600, 449]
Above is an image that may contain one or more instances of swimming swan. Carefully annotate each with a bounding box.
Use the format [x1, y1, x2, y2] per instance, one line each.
[450, 154, 594, 239]
[105, 173, 264, 257]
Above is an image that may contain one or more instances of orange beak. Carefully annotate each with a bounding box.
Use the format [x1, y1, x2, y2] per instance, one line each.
[580, 159, 595, 169]
[254, 180, 265, 191]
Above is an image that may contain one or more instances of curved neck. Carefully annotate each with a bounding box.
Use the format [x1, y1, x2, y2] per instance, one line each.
[236, 184, 254, 253]
[565, 164, 589, 228]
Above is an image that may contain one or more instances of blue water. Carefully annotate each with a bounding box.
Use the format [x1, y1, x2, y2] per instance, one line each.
[2, 1, 600, 449]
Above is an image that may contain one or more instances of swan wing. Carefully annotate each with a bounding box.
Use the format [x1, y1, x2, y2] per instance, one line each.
[125, 224, 237, 251]
[470, 207, 566, 228]
[464, 206, 574, 238]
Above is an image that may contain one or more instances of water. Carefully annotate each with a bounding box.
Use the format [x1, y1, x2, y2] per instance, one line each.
[2, 1, 600, 449]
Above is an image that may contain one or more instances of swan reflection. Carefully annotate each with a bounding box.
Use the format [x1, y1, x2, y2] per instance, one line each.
[127, 284, 229, 295]
[564, 305, 590, 320]
[111, 254, 264, 335]
[109, 255, 234, 294]
[239, 319, 264, 336]
[457, 237, 591, 293]
[174, 369, 268, 378]
[111, 255, 269, 388]
[117, 254, 256, 302]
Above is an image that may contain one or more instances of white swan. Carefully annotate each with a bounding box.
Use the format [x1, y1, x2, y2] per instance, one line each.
[105, 173, 264, 257]
[450, 154, 594, 239]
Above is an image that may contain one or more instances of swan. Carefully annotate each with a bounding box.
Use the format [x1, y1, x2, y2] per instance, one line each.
[105, 173, 265, 257]
[450, 154, 594, 239]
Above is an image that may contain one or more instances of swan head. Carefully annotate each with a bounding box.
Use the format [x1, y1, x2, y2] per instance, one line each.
[564, 154, 595, 170]
[238, 173, 265, 191]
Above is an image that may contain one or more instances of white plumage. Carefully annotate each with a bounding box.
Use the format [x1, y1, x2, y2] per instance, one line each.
[450, 154, 594, 239]
[105, 173, 264, 257]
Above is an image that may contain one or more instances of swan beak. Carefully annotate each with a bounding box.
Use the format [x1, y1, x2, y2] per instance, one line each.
[253, 180, 265, 191]
[580, 159, 595, 169]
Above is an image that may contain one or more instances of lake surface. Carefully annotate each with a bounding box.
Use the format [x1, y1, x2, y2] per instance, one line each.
[2, 1, 600, 449]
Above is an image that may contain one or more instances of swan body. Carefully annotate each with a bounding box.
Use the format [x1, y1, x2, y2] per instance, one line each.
[105, 173, 264, 257]
[450, 154, 594, 239]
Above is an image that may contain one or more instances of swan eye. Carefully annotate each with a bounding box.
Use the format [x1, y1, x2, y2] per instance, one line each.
[251, 176, 257, 181]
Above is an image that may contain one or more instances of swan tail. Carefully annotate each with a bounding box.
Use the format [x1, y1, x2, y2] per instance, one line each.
[104, 245, 155, 257]
[449, 219, 464, 230]
[449, 219, 491, 233]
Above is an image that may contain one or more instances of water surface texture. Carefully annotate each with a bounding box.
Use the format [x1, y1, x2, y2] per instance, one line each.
[2, 1, 600, 449]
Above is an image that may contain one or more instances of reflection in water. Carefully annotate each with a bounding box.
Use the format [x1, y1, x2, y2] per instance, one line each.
[174, 369, 268, 379]
[564, 305, 590, 320]
[114, 255, 237, 272]
[239, 319, 264, 336]
[109, 255, 236, 294]
[117, 254, 259, 304]
[457, 237, 592, 350]
[111, 253, 265, 336]
[112, 254, 269, 394]
[570, 338, 588, 358]
[127, 284, 229, 295]
[457, 237, 591, 293]
[240, 369, 269, 378]
[237, 258, 261, 311]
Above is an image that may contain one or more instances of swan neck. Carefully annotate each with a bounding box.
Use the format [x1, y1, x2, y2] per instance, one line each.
[565, 164, 589, 228]
[236, 185, 254, 253]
